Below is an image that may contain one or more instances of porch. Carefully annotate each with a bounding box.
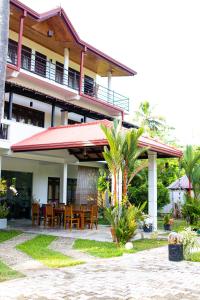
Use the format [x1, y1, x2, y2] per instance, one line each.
[1, 119, 182, 231]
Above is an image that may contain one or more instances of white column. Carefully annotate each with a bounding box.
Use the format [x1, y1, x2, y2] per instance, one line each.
[60, 162, 68, 204]
[148, 151, 157, 231]
[107, 71, 112, 103]
[61, 111, 68, 125]
[63, 48, 69, 85]
[117, 170, 122, 204]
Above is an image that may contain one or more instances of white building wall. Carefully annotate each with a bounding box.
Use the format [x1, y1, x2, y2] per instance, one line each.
[1, 156, 79, 205]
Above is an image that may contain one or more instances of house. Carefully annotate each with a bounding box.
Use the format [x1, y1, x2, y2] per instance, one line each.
[162, 175, 190, 214]
[0, 0, 182, 229]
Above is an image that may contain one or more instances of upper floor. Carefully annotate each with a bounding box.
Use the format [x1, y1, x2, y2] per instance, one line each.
[6, 0, 136, 118]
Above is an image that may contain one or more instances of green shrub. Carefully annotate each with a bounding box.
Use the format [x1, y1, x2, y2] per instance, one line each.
[0, 203, 9, 219]
[182, 195, 200, 225]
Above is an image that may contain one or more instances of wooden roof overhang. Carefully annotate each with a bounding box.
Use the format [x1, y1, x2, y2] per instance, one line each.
[11, 120, 183, 161]
[10, 0, 137, 77]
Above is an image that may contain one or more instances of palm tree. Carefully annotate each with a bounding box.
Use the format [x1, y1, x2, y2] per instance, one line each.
[121, 127, 148, 199]
[182, 145, 200, 195]
[0, 0, 9, 124]
[101, 119, 124, 205]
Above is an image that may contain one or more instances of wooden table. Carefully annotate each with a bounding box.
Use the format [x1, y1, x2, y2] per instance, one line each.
[53, 207, 91, 229]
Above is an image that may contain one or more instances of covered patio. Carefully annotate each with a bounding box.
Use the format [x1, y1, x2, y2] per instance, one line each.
[11, 119, 182, 230]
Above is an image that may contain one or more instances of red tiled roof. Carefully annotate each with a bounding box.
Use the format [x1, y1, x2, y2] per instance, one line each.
[11, 120, 182, 158]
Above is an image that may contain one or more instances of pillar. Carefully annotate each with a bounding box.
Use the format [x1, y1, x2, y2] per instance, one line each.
[61, 111, 68, 125]
[8, 92, 13, 120]
[17, 11, 26, 69]
[63, 48, 69, 85]
[107, 71, 113, 103]
[79, 48, 86, 94]
[51, 104, 55, 127]
[148, 151, 157, 231]
[60, 163, 68, 204]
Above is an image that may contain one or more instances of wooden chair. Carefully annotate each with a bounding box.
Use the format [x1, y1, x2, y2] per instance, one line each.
[64, 205, 80, 230]
[44, 204, 58, 227]
[84, 205, 98, 229]
[32, 203, 40, 226]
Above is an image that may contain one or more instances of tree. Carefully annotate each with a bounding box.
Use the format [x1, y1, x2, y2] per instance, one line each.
[182, 145, 200, 195]
[101, 119, 124, 205]
[121, 127, 147, 199]
[0, 0, 9, 124]
[134, 100, 175, 143]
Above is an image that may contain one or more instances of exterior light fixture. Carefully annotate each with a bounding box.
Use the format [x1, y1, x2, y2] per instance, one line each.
[47, 30, 54, 37]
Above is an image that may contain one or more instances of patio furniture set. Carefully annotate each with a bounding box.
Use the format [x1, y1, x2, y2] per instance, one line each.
[31, 203, 98, 230]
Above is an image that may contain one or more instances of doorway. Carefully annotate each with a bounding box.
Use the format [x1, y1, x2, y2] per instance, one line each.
[48, 177, 60, 204]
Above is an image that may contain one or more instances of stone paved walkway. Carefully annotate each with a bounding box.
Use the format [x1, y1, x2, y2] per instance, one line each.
[0, 237, 200, 300]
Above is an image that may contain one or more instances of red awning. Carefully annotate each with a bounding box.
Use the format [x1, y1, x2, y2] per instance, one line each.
[11, 120, 182, 158]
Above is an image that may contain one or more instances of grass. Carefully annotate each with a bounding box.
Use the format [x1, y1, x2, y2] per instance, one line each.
[16, 234, 84, 268]
[0, 260, 22, 282]
[73, 238, 167, 258]
[189, 252, 200, 262]
[158, 218, 187, 232]
[0, 230, 23, 282]
[0, 230, 22, 243]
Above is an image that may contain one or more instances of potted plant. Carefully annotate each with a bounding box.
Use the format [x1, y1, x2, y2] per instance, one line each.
[163, 214, 173, 231]
[143, 216, 153, 232]
[0, 202, 9, 229]
[168, 232, 183, 261]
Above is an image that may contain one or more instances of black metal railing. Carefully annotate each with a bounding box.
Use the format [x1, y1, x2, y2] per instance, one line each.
[0, 123, 9, 140]
[7, 45, 129, 111]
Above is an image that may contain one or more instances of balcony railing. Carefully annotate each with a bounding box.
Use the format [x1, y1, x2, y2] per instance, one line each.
[7, 44, 129, 111]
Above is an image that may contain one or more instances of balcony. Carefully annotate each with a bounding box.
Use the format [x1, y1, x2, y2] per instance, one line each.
[7, 43, 129, 112]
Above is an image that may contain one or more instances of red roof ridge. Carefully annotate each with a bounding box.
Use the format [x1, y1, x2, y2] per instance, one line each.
[141, 135, 181, 152]
[47, 119, 112, 130]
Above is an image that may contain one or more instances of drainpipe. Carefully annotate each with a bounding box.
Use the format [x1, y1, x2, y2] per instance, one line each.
[17, 10, 27, 70]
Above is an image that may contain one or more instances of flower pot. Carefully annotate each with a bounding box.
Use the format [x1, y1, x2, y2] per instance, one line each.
[110, 227, 117, 242]
[143, 224, 153, 232]
[168, 244, 183, 261]
[0, 218, 7, 229]
[164, 224, 171, 231]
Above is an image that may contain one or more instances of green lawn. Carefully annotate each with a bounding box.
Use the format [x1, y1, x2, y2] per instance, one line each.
[0, 230, 23, 282]
[16, 234, 84, 268]
[158, 218, 187, 232]
[73, 238, 167, 258]
[0, 230, 22, 243]
[0, 260, 22, 282]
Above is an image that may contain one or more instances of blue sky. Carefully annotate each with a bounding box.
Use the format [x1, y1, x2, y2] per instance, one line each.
[20, 0, 200, 145]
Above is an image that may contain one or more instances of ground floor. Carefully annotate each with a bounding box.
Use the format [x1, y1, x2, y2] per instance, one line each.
[0, 231, 199, 300]
[0, 155, 101, 219]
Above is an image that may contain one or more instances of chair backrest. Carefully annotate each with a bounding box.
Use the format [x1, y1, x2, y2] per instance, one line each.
[72, 204, 80, 211]
[58, 203, 65, 209]
[91, 205, 98, 218]
[64, 205, 72, 217]
[45, 204, 53, 217]
[32, 203, 40, 215]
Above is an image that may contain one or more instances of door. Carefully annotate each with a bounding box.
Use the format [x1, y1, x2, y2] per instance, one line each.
[35, 51, 47, 77]
[1, 171, 32, 219]
[48, 177, 60, 204]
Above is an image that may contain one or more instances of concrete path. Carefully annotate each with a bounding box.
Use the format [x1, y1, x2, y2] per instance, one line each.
[0, 243, 200, 299]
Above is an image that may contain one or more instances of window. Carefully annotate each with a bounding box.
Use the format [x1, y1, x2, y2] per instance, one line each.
[84, 75, 94, 96]
[7, 39, 17, 65]
[22, 45, 32, 70]
[4, 102, 45, 127]
[68, 67, 80, 90]
[55, 61, 64, 84]
[67, 178, 77, 204]
[35, 51, 47, 77]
